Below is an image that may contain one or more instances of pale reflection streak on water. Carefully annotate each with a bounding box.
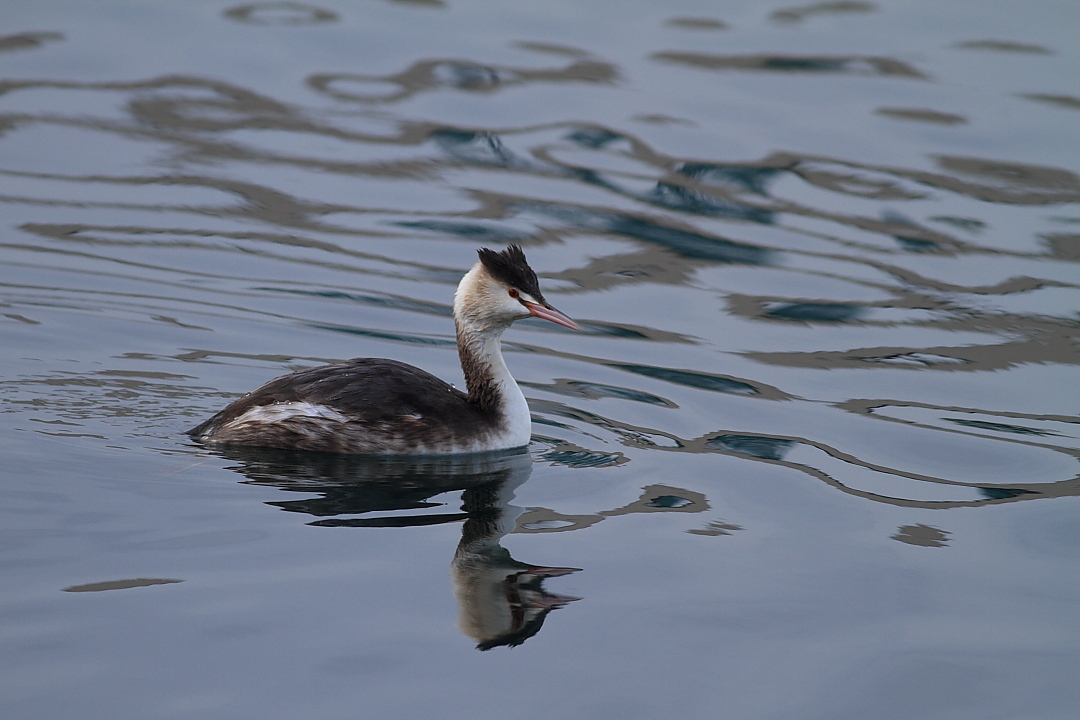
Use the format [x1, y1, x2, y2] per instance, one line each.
[2, 56, 1077, 512]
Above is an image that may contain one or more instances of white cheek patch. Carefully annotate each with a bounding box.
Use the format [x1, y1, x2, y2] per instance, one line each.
[503, 294, 531, 319]
[231, 401, 350, 426]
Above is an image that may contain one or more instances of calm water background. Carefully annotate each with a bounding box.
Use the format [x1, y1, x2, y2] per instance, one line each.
[2, 1, 1078, 718]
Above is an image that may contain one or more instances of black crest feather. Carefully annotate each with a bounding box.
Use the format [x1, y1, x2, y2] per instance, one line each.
[477, 245, 544, 301]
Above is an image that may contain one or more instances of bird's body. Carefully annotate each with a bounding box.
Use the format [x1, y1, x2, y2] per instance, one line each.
[188, 245, 579, 455]
[187, 358, 525, 455]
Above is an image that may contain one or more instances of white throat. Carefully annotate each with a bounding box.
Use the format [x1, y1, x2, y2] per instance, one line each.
[470, 329, 532, 449]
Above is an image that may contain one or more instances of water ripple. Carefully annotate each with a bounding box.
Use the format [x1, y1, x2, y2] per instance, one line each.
[1, 24, 1077, 523]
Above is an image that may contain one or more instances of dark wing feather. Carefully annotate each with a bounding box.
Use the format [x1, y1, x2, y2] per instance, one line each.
[189, 358, 484, 436]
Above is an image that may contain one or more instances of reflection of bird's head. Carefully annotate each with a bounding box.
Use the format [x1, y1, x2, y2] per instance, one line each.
[455, 563, 581, 651]
[451, 478, 580, 650]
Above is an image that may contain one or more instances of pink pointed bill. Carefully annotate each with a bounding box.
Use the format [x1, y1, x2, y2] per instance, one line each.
[526, 302, 582, 331]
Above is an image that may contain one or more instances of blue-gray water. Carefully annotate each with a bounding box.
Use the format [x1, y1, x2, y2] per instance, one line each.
[2, 1, 1078, 718]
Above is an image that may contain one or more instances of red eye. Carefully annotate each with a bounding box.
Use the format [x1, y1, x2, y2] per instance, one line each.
[508, 288, 519, 299]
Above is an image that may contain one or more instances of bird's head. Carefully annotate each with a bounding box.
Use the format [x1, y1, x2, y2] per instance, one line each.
[455, 245, 581, 333]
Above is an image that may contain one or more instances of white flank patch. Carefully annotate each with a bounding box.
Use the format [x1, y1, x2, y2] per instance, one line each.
[231, 401, 350, 426]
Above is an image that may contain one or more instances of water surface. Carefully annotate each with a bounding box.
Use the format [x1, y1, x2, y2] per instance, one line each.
[2, 1, 1078, 719]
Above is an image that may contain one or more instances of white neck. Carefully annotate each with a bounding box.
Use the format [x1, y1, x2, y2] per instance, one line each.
[456, 324, 532, 450]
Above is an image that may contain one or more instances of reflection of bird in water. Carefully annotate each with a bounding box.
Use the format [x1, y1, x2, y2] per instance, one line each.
[189, 245, 580, 454]
[220, 446, 511, 525]
[452, 468, 581, 651]
[208, 446, 581, 649]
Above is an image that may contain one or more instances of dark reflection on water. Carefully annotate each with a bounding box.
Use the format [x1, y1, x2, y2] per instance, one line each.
[611, 363, 764, 396]
[652, 52, 927, 78]
[1022, 93, 1080, 110]
[770, 2, 877, 24]
[891, 523, 950, 548]
[954, 39, 1053, 54]
[875, 107, 968, 126]
[762, 302, 864, 323]
[212, 447, 581, 649]
[62, 577, 184, 592]
[223, 2, 340, 26]
[224, 447, 493, 524]
[0, 31, 64, 53]
[310, 54, 616, 103]
[707, 434, 795, 461]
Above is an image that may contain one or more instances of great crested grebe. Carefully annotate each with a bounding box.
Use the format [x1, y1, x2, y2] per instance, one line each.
[188, 245, 581, 455]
